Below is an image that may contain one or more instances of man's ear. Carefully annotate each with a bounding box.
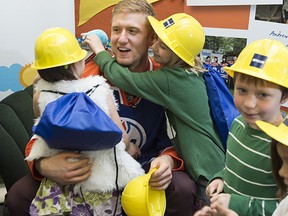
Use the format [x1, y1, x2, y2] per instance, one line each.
[149, 32, 158, 46]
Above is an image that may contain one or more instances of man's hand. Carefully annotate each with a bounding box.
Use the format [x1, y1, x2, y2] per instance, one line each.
[38, 152, 92, 185]
[148, 155, 173, 190]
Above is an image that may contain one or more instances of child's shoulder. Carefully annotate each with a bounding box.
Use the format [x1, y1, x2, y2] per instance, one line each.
[80, 75, 108, 87]
[36, 76, 109, 93]
[230, 115, 270, 137]
[230, 115, 246, 130]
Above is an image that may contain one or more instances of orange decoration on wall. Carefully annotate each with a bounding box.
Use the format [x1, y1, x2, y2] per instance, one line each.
[75, 0, 250, 37]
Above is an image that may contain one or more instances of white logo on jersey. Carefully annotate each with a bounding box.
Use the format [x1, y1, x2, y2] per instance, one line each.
[121, 117, 147, 149]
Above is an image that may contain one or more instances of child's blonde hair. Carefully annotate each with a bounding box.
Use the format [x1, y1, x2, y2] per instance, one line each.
[165, 46, 206, 73]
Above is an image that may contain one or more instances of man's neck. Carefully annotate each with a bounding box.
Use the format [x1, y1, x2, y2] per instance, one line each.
[129, 57, 151, 73]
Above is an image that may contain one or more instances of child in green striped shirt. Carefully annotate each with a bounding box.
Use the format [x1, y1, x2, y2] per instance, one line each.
[257, 116, 288, 216]
[205, 39, 288, 216]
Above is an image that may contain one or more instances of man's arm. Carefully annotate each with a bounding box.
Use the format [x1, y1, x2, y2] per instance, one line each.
[25, 138, 42, 180]
[160, 146, 184, 170]
[28, 75, 94, 184]
[25, 137, 93, 185]
[148, 146, 185, 190]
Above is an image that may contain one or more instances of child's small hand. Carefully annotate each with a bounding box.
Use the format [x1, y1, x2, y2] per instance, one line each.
[210, 203, 238, 216]
[210, 193, 231, 209]
[206, 178, 224, 198]
[193, 204, 238, 216]
[193, 206, 217, 216]
[83, 34, 106, 54]
[126, 142, 141, 159]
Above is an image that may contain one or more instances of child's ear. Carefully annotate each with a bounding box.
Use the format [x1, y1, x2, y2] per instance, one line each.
[281, 94, 288, 104]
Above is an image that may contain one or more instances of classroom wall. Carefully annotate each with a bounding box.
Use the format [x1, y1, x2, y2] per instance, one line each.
[0, 0, 287, 100]
[0, 0, 74, 100]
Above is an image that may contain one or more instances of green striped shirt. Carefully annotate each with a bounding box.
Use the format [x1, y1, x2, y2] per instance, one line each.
[220, 116, 278, 215]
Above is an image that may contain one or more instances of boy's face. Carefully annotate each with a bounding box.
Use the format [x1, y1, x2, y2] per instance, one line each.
[234, 76, 286, 129]
[277, 143, 288, 186]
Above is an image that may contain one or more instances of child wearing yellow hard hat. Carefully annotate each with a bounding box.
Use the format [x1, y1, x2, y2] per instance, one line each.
[25, 27, 144, 215]
[202, 39, 288, 216]
[194, 117, 288, 216]
[85, 12, 226, 208]
[256, 116, 288, 216]
[195, 116, 288, 216]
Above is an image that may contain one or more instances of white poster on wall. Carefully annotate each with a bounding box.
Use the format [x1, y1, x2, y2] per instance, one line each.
[247, 5, 288, 46]
[0, 0, 74, 100]
[187, 0, 282, 6]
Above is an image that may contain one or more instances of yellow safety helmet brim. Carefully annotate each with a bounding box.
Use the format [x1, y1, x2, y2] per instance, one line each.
[224, 39, 288, 89]
[121, 168, 166, 216]
[148, 13, 205, 67]
[256, 117, 288, 147]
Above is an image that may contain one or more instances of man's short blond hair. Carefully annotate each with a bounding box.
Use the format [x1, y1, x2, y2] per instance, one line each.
[112, 0, 156, 17]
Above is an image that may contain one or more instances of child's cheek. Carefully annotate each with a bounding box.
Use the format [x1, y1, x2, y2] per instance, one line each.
[233, 95, 242, 111]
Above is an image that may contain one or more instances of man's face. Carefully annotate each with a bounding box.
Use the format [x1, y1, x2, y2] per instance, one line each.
[111, 13, 154, 72]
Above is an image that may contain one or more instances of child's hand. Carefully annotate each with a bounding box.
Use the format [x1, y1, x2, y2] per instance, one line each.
[210, 193, 231, 209]
[126, 142, 141, 159]
[84, 34, 106, 54]
[193, 204, 238, 216]
[193, 206, 217, 216]
[206, 178, 224, 198]
[210, 203, 238, 216]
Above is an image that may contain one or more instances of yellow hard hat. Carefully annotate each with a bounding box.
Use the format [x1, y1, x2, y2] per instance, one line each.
[148, 13, 205, 67]
[32, 27, 87, 70]
[224, 39, 288, 89]
[121, 168, 166, 216]
[256, 117, 288, 147]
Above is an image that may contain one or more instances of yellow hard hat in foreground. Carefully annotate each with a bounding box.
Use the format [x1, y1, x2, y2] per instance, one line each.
[148, 13, 205, 67]
[121, 167, 166, 216]
[32, 27, 87, 70]
[256, 117, 288, 147]
[223, 39, 288, 89]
